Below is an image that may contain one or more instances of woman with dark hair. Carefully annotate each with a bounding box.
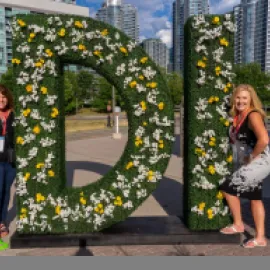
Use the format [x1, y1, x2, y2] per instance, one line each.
[0, 84, 15, 245]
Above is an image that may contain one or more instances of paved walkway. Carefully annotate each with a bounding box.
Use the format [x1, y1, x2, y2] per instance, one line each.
[1, 122, 270, 255]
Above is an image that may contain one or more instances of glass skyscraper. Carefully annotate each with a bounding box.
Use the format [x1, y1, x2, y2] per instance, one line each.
[141, 38, 169, 70]
[172, 0, 209, 74]
[96, 0, 139, 43]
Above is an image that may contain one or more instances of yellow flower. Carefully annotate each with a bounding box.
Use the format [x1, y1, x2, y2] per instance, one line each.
[214, 96, 219, 102]
[36, 193, 45, 203]
[120, 47, 128, 55]
[93, 50, 102, 57]
[74, 21, 83, 28]
[209, 141, 216, 147]
[12, 58, 21, 64]
[203, 56, 208, 61]
[140, 57, 148, 64]
[220, 38, 229, 47]
[36, 163, 45, 169]
[140, 101, 147, 111]
[41, 86, 48, 95]
[28, 38, 32, 43]
[197, 60, 206, 68]
[208, 96, 214, 104]
[33, 125, 41, 134]
[94, 203, 104, 214]
[159, 140, 164, 149]
[135, 136, 143, 147]
[26, 84, 33, 93]
[215, 66, 221, 76]
[226, 155, 233, 163]
[29, 33, 36, 39]
[212, 16, 220, 24]
[158, 102, 164, 110]
[223, 87, 229, 93]
[216, 191, 224, 200]
[21, 208, 27, 214]
[139, 75, 145, 81]
[226, 82, 232, 88]
[202, 151, 206, 157]
[101, 29, 108, 36]
[129, 81, 137, 88]
[58, 28, 66, 37]
[17, 19, 26, 27]
[80, 197, 87, 205]
[199, 202, 206, 211]
[208, 165, 216, 175]
[78, 44, 86, 51]
[114, 196, 123, 206]
[207, 209, 214, 219]
[148, 170, 154, 181]
[23, 108, 31, 117]
[35, 61, 44, 68]
[24, 173, 31, 182]
[16, 137, 24, 145]
[45, 49, 53, 57]
[48, 170, 55, 177]
[210, 137, 216, 142]
[143, 122, 148, 126]
[51, 108, 59, 118]
[126, 161, 134, 170]
[55, 206, 61, 215]
[146, 82, 157, 89]
[224, 120, 230, 127]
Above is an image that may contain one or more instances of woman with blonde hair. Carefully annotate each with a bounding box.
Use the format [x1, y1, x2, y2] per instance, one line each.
[219, 84, 270, 248]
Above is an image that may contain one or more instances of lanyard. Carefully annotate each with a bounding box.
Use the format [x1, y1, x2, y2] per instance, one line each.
[0, 111, 10, 136]
[230, 110, 250, 144]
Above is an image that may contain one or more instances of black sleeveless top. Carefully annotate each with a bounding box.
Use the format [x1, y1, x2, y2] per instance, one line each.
[0, 111, 15, 163]
[235, 110, 260, 149]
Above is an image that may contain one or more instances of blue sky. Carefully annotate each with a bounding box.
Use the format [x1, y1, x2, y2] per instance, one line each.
[76, 0, 241, 47]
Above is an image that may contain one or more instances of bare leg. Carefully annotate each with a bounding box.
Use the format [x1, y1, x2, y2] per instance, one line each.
[220, 192, 245, 233]
[251, 200, 266, 241]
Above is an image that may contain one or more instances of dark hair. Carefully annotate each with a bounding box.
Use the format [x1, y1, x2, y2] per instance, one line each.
[0, 84, 14, 111]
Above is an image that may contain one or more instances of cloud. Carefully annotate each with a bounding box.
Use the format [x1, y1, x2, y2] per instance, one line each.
[210, 0, 241, 14]
[156, 29, 171, 47]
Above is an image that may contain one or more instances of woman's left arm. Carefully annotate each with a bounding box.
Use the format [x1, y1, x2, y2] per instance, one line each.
[247, 112, 269, 163]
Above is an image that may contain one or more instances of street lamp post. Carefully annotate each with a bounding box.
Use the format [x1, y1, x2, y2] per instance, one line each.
[112, 106, 122, 139]
[106, 101, 112, 127]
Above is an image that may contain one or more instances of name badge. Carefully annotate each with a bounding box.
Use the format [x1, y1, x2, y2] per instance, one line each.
[0, 136, 5, 153]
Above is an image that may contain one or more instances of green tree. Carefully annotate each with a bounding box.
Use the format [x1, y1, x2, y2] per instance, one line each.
[0, 67, 14, 90]
[233, 63, 270, 105]
[76, 70, 94, 107]
[92, 77, 112, 112]
[64, 71, 78, 114]
[166, 72, 183, 105]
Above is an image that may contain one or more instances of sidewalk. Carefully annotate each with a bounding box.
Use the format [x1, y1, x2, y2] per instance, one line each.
[1, 126, 270, 255]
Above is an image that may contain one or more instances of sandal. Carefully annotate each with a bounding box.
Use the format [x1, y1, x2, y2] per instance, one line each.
[0, 224, 9, 238]
[0, 239, 9, 251]
[242, 238, 267, 249]
[220, 224, 245, 234]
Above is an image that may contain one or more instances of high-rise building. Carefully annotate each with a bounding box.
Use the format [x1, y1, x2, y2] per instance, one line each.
[172, 0, 209, 74]
[141, 38, 169, 70]
[254, 0, 268, 71]
[242, 0, 258, 64]
[234, 5, 243, 65]
[184, 0, 210, 22]
[172, 0, 184, 73]
[0, 0, 88, 76]
[96, 0, 139, 43]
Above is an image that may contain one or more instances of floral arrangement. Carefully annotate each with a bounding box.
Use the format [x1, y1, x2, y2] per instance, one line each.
[12, 14, 174, 233]
[183, 14, 236, 230]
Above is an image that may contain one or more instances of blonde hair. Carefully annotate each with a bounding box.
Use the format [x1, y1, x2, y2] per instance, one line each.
[229, 84, 266, 118]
